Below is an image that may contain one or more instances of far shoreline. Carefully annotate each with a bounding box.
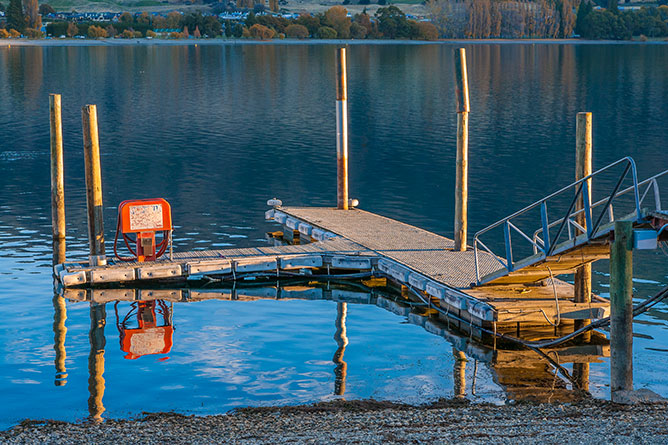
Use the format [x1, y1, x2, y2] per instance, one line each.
[2, 37, 668, 47]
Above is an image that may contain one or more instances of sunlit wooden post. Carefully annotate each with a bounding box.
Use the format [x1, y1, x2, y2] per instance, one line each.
[50, 94, 66, 265]
[82, 105, 106, 266]
[454, 48, 469, 251]
[335, 47, 349, 210]
[88, 303, 106, 422]
[610, 221, 633, 400]
[333, 302, 348, 396]
[53, 293, 68, 386]
[453, 348, 467, 398]
[575, 112, 593, 335]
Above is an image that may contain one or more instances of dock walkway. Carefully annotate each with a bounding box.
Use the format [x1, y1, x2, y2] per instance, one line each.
[270, 206, 610, 334]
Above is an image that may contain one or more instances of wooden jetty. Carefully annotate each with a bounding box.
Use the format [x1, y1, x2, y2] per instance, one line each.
[49, 48, 668, 404]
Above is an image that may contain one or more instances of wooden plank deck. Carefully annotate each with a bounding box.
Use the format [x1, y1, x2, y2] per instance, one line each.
[270, 207, 609, 329]
[55, 238, 378, 287]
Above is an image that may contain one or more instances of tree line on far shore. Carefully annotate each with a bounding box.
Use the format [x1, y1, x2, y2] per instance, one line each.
[427, 0, 668, 40]
[0, 4, 439, 40]
[1, 0, 668, 40]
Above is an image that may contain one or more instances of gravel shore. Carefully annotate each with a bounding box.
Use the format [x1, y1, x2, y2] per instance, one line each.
[3, 399, 667, 444]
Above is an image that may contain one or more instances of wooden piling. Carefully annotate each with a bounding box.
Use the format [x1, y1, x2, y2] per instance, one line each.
[610, 220, 633, 398]
[575, 112, 593, 334]
[454, 48, 469, 251]
[49, 94, 66, 265]
[88, 303, 106, 422]
[335, 47, 349, 210]
[453, 348, 467, 398]
[82, 105, 106, 266]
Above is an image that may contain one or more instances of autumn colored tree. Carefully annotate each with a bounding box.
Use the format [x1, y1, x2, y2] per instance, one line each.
[182, 25, 189, 38]
[296, 13, 320, 36]
[193, 25, 201, 38]
[88, 25, 107, 38]
[285, 23, 309, 38]
[249, 23, 275, 39]
[467, 0, 492, 38]
[120, 12, 133, 23]
[166, 11, 182, 28]
[66, 21, 78, 37]
[24, 0, 41, 30]
[417, 21, 439, 40]
[269, 0, 278, 12]
[324, 6, 351, 38]
[353, 10, 376, 37]
[105, 24, 117, 37]
[137, 12, 150, 25]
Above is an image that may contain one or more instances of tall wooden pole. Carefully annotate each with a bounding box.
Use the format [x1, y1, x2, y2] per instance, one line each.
[574, 112, 593, 334]
[82, 105, 106, 266]
[335, 47, 349, 210]
[49, 94, 66, 265]
[454, 48, 469, 251]
[610, 220, 633, 400]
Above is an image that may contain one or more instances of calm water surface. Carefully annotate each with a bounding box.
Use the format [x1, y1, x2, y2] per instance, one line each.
[0, 43, 667, 428]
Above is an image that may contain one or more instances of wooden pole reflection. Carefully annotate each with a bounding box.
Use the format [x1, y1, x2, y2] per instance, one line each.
[88, 303, 106, 422]
[572, 363, 590, 392]
[453, 348, 467, 398]
[52, 293, 68, 386]
[333, 302, 348, 396]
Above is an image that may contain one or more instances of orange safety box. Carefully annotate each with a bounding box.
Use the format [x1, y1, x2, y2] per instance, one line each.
[114, 198, 172, 262]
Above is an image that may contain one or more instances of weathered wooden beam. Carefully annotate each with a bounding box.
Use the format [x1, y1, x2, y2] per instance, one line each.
[454, 48, 469, 251]
[82, 105, 106, 266]
[49, 94, 66, 265]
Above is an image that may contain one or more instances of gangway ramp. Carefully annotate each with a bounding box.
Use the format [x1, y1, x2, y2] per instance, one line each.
[473, 158, 668, 285]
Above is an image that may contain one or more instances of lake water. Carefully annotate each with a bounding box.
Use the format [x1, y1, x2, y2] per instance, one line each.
[0, 42, 667, 429]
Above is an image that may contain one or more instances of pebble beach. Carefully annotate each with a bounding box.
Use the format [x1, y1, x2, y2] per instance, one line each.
[3, 399, 667, 444]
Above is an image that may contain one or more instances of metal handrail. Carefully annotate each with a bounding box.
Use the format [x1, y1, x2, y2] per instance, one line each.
[473, 157, 643, 285]
[530, 169, 668, 252]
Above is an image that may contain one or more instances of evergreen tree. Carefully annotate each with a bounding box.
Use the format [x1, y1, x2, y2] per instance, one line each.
[575, 0, 593, 35]
[7, 0, 25, 32]
[608, 0, 618, 12]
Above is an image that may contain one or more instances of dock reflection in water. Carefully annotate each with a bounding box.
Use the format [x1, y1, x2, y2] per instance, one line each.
[56, 278, 609, 421]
